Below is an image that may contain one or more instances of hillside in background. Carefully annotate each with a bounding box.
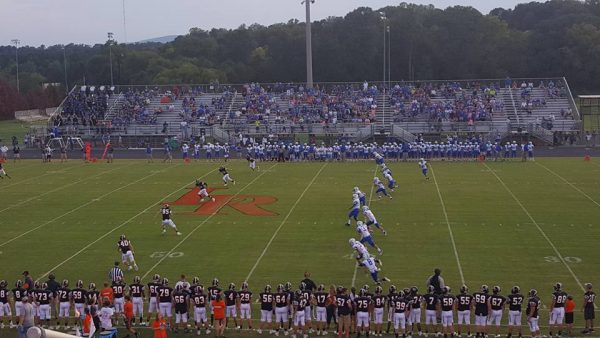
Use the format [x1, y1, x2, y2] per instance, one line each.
[1, 0, 600, 119]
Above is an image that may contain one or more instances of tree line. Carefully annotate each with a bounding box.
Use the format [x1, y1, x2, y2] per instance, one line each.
[1, 0, 600, 120]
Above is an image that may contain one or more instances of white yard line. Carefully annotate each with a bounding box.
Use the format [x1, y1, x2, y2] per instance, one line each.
[0, 163, 134, 214]
[352, 165, 379, 287]
[536, 162, 600, 208]
[245, 163, 327, 282]
[0, 163, 87, 189]
[0, 164, 181, 248]
[484, 162, 587, 293]
[36, 167, 219, 282]
[142, 163, 278, 280]
[430, 164, 466, 285]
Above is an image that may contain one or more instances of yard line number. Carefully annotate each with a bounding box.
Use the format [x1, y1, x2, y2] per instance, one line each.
[150, 251, 184, 258]
[544, 256, 582, 263]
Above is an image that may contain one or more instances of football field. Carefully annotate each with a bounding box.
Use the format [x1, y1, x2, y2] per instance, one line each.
[1, 157, 600, 335]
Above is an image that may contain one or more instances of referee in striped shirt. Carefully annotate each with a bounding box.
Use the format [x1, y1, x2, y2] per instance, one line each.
[109, 261, 124, 283]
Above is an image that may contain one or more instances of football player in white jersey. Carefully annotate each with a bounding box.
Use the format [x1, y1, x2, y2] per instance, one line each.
[353, 187, 367, 206]
[356, 221, 383, 255]
[363, 206, 387, 235]
[419, 158, 430, 180]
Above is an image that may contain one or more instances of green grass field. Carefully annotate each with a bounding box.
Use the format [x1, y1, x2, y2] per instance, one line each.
[0, 120, 38, 144]
[1, 158, 600, 337]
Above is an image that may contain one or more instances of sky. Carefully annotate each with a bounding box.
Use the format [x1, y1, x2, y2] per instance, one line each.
[1, 0, 531, 47]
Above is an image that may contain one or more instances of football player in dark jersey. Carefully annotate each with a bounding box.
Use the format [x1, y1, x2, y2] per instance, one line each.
[314, 284, 329, 335]
[157, 278, 174, 327]
[223, 283, 239, 329]
[274, 284, 290, 334]
[371, 285, 386, 336]
[55, 279, 71, 330]
[172, 284, 189, 333]
[336, 287, 353, 338]
[423, 285, 440, 337]
[238, 282, 253, 330]
[386, 285, 398, 334]
[71, 280, 87, 327]
[36, 283, 53, 328]
[146, 274, 161, 324]
[207, 278, 221, 327]
[160, 204, 181, 236]
[456, 285, 473, 337]
[355, 288, 372, 338]
[285, 282, 294, 330]
[439, 286, 456, 338]
[129, 276, 145, 325]
[292, 289, 309, 338]
[549, 282, 567, 338]
[582, 283, 596, 334]
[192, 284, 210, 335]
[218, 166, 235, 186]
[246, 155, 258, 171]
[196, 180, 216, 202]
[392, 290, 411, 338]
[507, 286, 524, 338]
[0, 280, 13, 328]
[408, 286, 423, 337]
[87, 283, 99, 306]
[112, 276, 127, 321]
[258, 285, 274, 334]
[117, 235, 138, 271]
[299, 282, 314, 334]
[488, 286, 506, 338]
[526, 289, 540, 338]
[473, 285, 490, 338]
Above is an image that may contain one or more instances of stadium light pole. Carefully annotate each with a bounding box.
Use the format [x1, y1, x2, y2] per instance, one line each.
[108, 32, 114, 86]
[380, 13, 386, 129]
[387, 25, 391, 88]
[63, 45, 69, 94]
[11, 39, 20, 93]
[302, 0, 315, 89]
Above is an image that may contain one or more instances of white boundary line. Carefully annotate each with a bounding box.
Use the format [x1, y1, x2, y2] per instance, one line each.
[0, 164, 182, 248]
[0, 163, 134, 214]
[536, 162, 600, 208]
[36, 167, 219, 282]
[483, 162, 587, 293]
[430, 163, 466, 285]
[352, 165, 379, 287]
[141, 163, 278, 280]
[0, 162, 87, 189]
[245, 163, 328, 282]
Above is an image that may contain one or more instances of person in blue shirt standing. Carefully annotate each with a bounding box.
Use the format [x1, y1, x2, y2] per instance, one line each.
[163, 142, 172, 163]
[145, 143, 153, 163]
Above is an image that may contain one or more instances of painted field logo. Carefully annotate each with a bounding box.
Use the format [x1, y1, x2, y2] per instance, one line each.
[169, 187, 278, 216]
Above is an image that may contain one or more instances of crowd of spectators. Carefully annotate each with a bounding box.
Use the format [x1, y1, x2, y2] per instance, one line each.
[110, 89, 158, 126]
[389, 82, 502, 124]
[52, 86, 110, 127]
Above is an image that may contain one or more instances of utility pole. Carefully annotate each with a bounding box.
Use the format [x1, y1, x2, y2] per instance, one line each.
[302, 0, 315, 89]
[380, 13, 387, 130]
[108, 32, 114, 86]
[63, 45, 69, 93]
[11, 39, 20, 93]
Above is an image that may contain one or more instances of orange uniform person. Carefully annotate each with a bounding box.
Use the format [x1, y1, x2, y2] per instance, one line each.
[152, 313, 168, 338]
[565, 295, 576, 335]
[212, 294, 226, 338]
[124, 295, 139, 338]
[100, 282, 114, 304]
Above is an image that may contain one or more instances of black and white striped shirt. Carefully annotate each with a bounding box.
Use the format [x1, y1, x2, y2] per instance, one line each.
[108, 266, 123, 283]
